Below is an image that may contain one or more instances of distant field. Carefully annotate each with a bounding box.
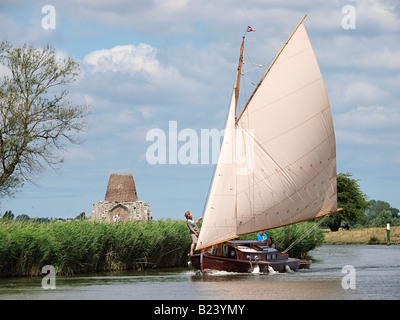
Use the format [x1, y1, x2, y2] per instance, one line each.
[323, 226, 400, 245]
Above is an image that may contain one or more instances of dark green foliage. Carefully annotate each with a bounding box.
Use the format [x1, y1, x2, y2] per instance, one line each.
[368, 236, 380, 245]
[363, 200, 400, 227]
[325, 173, 370, 231]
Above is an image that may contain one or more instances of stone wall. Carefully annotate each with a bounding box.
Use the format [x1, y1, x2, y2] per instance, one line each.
[91, 173, 152, 222]
[91, 200, 152, 222]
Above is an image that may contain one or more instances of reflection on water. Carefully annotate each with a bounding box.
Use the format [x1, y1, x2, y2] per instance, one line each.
[0, 245, 399, 300]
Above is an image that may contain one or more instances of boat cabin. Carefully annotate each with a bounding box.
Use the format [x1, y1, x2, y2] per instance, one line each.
[206, 240, 279, 262]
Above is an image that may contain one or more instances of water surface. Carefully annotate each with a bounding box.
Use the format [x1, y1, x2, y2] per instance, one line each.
[1, 245, 399, 300]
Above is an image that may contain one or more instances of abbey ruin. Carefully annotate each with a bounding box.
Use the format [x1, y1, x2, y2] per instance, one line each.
[91, 173, 152, 222]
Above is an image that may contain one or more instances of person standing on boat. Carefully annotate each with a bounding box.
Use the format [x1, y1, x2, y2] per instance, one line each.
[256, 231, 268, 243]
[185, 211, 203, 256]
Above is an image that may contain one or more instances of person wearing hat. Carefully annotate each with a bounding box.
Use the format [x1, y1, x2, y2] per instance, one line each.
[185, 211, 202, 256]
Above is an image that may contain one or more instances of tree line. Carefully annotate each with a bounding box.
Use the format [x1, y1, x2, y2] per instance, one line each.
[1, 210, 86, 222]
[324, 173, 400, 231]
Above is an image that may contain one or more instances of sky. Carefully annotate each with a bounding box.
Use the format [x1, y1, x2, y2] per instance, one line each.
[0, 0, 399, 220]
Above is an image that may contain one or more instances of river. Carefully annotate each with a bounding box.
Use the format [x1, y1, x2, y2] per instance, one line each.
[0, 245, 399, 300]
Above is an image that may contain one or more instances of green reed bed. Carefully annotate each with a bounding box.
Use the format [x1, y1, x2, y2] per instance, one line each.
[0, 219, 191, 277]
[0, 219, 324, 277]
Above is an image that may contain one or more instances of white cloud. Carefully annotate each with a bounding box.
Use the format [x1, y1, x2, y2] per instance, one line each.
[84, 44, 160, 76]
[154, 0, 189, 15]
[343, 82, 387, 105]
[63, 147, 95, 161]
[335, 105, 400, 153]
[137, 106, 157, 119]
[336, 105, 400, 130]
[355, 0, 400, 32]
[81, 43, 206, 108]
[108, 108, 140, 125]
[358, 47, 400, 70]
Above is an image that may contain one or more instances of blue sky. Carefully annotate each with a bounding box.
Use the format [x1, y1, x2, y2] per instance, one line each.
[1, 0, 399, 220]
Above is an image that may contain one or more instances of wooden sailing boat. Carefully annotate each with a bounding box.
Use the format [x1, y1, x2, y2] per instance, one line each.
[190, 15, 338, 273]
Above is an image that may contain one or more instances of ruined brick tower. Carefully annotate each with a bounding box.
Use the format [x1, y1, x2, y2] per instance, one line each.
[105, 173, 138, 203]
[91, 173, 152, 222]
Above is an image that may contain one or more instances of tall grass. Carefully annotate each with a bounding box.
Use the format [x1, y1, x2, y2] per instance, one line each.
[0, 219, 324, 277]
[0, 219, 191, 277]
[323, 226, 400, 244]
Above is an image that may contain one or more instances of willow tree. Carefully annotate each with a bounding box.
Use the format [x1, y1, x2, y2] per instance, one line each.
[0, 41, 89, 197]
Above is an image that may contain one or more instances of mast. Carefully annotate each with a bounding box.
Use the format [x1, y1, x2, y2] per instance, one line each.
[235, 14, 307, 125]
[234, 32, 246, 119]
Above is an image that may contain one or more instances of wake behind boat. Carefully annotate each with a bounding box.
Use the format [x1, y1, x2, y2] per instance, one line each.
[190, 14, 340, 274]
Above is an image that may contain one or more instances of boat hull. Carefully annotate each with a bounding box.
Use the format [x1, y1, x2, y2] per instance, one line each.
[189, 252, 300, 273]
[298, 259, 312, 269]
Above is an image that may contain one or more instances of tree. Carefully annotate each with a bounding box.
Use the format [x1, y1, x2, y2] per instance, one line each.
[370, 210, 394, 227]
[15, 214, 30, 221]
[363, 200, 400, 226]
[325, 173, 370, 231]
[1, 210, 14, 220]
[75, 212, 86, 220]
[0, 42, 89, 198]
[364, 200, 391, 220]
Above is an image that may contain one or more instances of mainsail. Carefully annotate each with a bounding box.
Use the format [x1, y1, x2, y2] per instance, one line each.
[197, 18, 337, 250]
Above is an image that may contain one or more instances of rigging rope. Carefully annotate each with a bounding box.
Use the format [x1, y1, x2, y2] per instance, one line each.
[282, 215, 329, 254]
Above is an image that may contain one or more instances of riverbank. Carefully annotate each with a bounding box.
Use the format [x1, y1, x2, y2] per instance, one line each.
[323, 226, 400, 245]
[0, 219, 191, 277]
[0, 219, 324, 277]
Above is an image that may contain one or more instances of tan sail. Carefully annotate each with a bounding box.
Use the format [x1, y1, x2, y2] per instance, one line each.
[196, 91, 237, 249]
[196, 20, 337, 250]
[236, 23, 337, 235]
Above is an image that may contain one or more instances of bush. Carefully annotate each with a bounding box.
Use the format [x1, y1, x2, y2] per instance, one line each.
[368, 236, 380, 245]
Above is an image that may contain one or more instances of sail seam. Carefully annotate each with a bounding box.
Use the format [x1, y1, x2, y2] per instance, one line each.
[237, 165, 336, 230]
[238, 187, 336, 232]
[261, 105, 332, 145]
[241, 76, 324, 119]
[273, 46, 312, 67]
[237, 130, 335, 196]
